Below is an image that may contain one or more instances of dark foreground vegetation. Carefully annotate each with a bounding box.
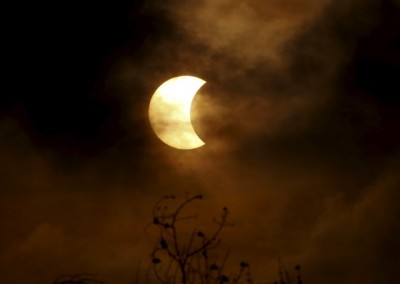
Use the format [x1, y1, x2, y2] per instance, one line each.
[54, 194, 302, 284]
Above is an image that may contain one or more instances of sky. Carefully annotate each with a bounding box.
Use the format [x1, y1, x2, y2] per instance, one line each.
[2, 0, 400, 283]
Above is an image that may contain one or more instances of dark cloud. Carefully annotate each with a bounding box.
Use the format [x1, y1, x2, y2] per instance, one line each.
[1, 0, 399, 283]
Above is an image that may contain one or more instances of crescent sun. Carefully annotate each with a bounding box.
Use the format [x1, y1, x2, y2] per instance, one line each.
[149, 76, 206, 150]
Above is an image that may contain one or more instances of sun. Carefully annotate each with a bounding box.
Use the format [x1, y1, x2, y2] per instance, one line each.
[149, 76, 206, 150]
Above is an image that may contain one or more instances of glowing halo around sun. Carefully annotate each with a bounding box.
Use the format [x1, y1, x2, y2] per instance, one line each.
[149, 76, 206, 150]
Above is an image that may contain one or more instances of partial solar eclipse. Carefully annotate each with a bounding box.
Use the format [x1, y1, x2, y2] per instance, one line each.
[149, 76, 206, 150]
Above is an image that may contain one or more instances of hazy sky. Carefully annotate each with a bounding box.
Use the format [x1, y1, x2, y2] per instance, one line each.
[2, 0, 400, 283]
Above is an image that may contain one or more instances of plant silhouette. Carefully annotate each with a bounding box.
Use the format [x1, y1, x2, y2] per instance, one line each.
[53, 273, 105, 284]
[147, 194, 234, 284]
[53, 195, 303, 284]
[145, 194, 303, 284]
